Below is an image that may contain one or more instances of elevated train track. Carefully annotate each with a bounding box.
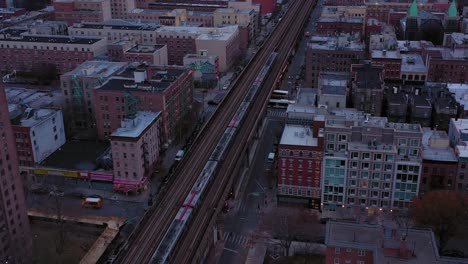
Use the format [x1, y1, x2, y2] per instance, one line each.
[113, 0, 316, 263]
[170, 1, 317, 263]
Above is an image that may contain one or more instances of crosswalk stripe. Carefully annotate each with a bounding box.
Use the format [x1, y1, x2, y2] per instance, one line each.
[222, 231, 251, 246]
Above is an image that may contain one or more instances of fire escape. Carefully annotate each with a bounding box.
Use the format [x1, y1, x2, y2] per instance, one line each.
[124, 92, 140, 119]
[71, 75, 86, 128]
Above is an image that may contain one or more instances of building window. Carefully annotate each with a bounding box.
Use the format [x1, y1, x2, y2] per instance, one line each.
[334, 257, 340, 264]
[335, 247, 340, 254]
[357, 261, 365, 264]
[357, 249, 366, 256]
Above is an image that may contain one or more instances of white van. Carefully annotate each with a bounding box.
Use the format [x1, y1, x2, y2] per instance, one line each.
[268, 152, 275, 162]
[175, 150, 185, 161]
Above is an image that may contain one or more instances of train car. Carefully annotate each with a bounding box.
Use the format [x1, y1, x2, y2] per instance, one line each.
[150, 52, 281, 264]
[210, 127, 236, 161]
[151, 215, 188, 263]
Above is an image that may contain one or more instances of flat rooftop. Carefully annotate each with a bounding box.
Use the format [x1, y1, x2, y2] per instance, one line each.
[16, 108, 58, 127]
[63, 61, 128, 78]
[111, 111, 160, 138]
[326, 221, 468, 264]
[0, 34, 102, 44]
[400, 54, 427, 73]
[296, 88, 317, 105]
[371, 50, 401, 59]
[320, 72, 348, 96]
[447, 83, 468, 111]
[348, 142, 397, 153]
[41, 140, 109, 170]
[308, 34, 364, 51]
[0, 28, 29, 36]
[280, 125, 318, 147]
[98, 78, 171, 92]
[456, 145, 468, 159]
[157, 25, 238, 41]
[71, 22, 159, 31]
[422, 129, 457, 162]
[5, 87, 65, 109]
[317, 17, 363, 23]
[127, 44, 165, 53]
[450, 118, 468, 133]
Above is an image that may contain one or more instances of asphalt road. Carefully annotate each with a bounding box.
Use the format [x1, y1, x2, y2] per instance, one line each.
[219, 120, 283, 264]
[280, 0, 323, 99]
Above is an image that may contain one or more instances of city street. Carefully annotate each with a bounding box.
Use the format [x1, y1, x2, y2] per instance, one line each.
[219, 120, 283, 264]
[219, 2, 324, 263]
[279, 0, 323, 99]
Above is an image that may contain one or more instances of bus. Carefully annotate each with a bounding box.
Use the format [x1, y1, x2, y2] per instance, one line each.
[268, 99, 295, 109]
[271, 90, 289, 99]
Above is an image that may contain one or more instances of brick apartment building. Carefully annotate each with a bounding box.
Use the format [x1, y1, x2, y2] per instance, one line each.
[305, 33, 365, 88]
[455, 145, 468, 194]
[325, 221, 468, 264]
[0, 31, 107, 74]
[156, 25, 241, 71]
[277, 118, 325, 209]
[61, 61, 128, 137]
[252, 0, 275, 14]
[0, 82, 32, 263]
[424, 47, 468, 84]
[142, 0, 227, 11]
[350, 62, 385, 116]
[111, 111, 161, 193]
[420, 128, 457, 194]
[94, 65, 193, 144]
[68, 21, 159, 45]
[316, 17, 364, 36]
[108, 43, 168, 65]
[371, 50, 402, 81]
[53, 0, 112, 25]
[110, 0, 135, 19]
[322, 111, 423, 211]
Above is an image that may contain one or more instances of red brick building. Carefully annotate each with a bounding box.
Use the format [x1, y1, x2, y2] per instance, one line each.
[94, 65, 193, 144]
[305, 34, 365, 88]
[371, 50, 402, 81]
[53, 0, 112, 25]
[0, 33, 107, 74]
[324, 0, 363, 5]
[0, 82, 32, 263]
[316, 17, 364, 36]
[277, 118, 324, 208]
[423, 46, 468, 83]
[420, 129, 457, 194]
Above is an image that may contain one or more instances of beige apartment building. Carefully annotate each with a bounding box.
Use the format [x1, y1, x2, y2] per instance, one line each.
[68, 21, 159, 44]
[320, 5, 367, 19]
[213, 8, 256, 40]
[157, 25, 240, 71]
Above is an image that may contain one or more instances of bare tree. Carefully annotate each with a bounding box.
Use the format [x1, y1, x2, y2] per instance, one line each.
[259, 207, 322, 257]
[46, 184, 68, 255]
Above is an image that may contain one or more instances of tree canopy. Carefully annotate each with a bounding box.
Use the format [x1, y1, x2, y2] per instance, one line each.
[412, 190, 468, 252]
